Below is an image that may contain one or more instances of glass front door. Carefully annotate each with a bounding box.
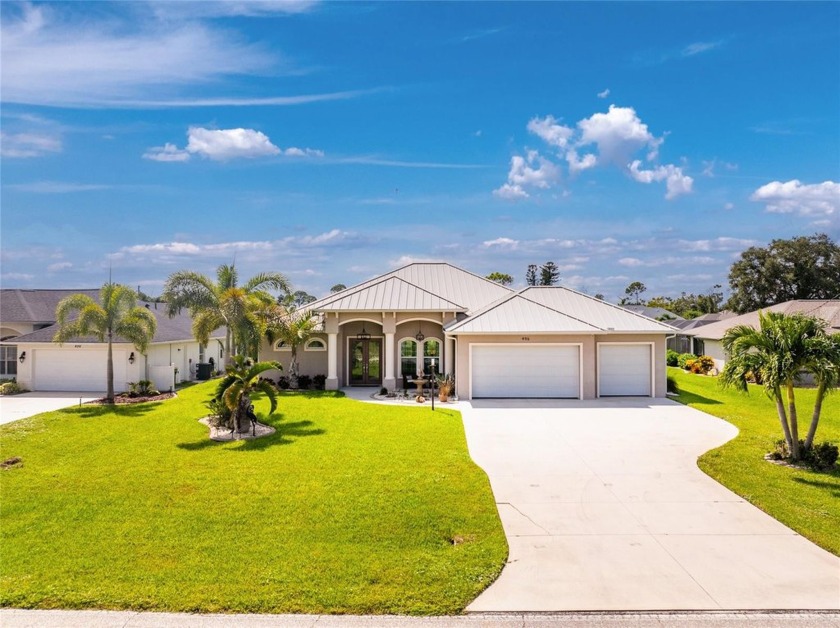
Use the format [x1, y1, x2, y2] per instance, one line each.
[349, 338, 382, 386]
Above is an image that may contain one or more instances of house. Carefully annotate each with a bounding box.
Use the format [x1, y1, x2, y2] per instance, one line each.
[686, 300, 840, 370]
[0, 289, 224, 392]
[620, 305, 687, 353]
[668, 311, 737, 354]
[260, 263, 676, 399]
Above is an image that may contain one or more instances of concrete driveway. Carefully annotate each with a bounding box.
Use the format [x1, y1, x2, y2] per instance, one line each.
[462, 398, 840, 611]
[0, 391, 104, 425]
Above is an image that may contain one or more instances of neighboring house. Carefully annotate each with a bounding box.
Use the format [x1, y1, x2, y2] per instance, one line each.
[620, 305, 686, 353]
[669, 311, 737, 354]
[686, 300, 840, 370]
[260, 263, 676, 400]
[0, 289, 224, 392]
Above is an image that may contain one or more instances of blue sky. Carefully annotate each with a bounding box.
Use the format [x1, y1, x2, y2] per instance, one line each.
[1, 1, 838, 302]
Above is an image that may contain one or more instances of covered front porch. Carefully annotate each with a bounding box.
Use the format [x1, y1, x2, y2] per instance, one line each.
[324, 312, 458, 391]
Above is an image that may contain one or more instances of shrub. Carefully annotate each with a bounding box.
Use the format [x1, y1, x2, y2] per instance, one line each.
[666, 349, 680, 367]
[667, 375, 679, 394]
[205, 397, 233, 429]
[0, 381, 26, 395]
[380, 387, 388, 396]
[126, 382, 139, 397]
[694, 355, 716, 375]
[277, 376, 290, 390]
[773, 440, 838, 471]
[297, 375, 312, 390]
[137, 380, 157, 395]
[678, 353, 697, 369]
[312, 374, 326, 390]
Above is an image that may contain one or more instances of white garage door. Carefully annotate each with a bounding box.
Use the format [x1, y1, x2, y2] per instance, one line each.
[599, 344, 652, 397]
[471, 345, 580, 398]
[33, 349, 122, 392]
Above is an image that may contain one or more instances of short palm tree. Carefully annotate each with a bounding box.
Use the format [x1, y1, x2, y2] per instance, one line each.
[215, 355, 281, 433]
[720, 310, 838, 460]
[265, 305, 317, 388]
[54, 283, 157, 403]
[162, 264, 289, 363]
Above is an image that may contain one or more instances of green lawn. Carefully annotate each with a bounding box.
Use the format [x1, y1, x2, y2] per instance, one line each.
[670, 367, 840, 555]
[0, 382, 507, 615]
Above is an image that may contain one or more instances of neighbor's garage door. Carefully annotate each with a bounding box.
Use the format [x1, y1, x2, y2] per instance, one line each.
[33, 349, 121, 392]
[471, 345, 580, 398]
[598, 344, 652, 397]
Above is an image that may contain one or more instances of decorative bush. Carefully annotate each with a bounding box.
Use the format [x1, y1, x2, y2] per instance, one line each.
[773, 440, 839, 471]
[666, 349, 680, 367]
[277, 376, 290, 390]
[379, 387, 388, 396]
[0, 381, 26, 396]
[205, 397, 233, 429]
[693, 355, 716, 375]
[312, 374, 327, 390]
[297, 375, 312, 390]
[678, 353, 697, 369]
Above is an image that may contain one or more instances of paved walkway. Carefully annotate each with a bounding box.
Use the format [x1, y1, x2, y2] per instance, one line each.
[3, 609, 839, 627]
[460, 398, 840, 611]
[0, 391, 104, 425]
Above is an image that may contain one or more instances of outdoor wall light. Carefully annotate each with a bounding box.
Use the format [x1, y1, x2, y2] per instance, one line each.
[128, 352, 135, 364]
[415, 328, 425, 342]
[18, 351, 25, 364]
[356, 327, 371, 340]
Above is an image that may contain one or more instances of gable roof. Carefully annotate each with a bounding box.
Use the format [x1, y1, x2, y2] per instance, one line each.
[669, 311, 737, 332]
[308, 262, 513, 314]
[445, 287, 677, 334]
[621, 304, 684, 321]
[688, 300, 840, 340]
[1, 289, 100, 324]
[6, 301, 224, 345]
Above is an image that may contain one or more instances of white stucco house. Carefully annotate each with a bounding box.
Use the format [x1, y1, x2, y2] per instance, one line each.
[1, 289, 224, 393]
[260, 263, 677, 400]
[686, 299, 840, 371]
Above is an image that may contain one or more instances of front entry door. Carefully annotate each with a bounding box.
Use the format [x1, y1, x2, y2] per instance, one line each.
[349, 339, 382, 386]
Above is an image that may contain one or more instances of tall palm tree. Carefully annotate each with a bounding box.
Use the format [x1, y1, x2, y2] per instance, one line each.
[54, 283, 157, 403]
[162, 264, 289, 363]
[215, 355, 280, 433]
[720, 311, 837, 460]
[803, 333, 840, 450]
[265, 305, 317, 388]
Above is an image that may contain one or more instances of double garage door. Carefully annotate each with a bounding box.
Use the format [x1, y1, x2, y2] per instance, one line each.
[471, 345, 581, 398]
[470, 343, 652, 399]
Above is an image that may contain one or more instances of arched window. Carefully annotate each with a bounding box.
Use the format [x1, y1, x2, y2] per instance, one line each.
[305, 338, 326, 351]
[273, 340, 291, 351]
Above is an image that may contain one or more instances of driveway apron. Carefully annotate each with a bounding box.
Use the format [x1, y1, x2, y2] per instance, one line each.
[0, 392, 104, 425]
[461, 398, 840, 611]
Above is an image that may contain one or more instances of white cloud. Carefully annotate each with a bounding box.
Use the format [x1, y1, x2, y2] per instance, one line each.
[678, 237, 758, 252]
[283, 147, 324, 158]
[527, 115, 573, 149]
[185, 127, 280, 161]
[750, 180, 839, 221]
[8, 181, 110, 193]
[682, 41, 722, 57]
[482, 237, 519, 249]
[1, 272, 35, 281]
[628, 160, 693, 199]
[149, 1, 316, 19]
[0, 131, 61, 158]
[597, 88, 610, 99]
[0, 3, 276, 106]
[47, 262, 73, 272]
[577, 105, 662, 165]
[493, 150, 560, 200]
[143, 142, 191, 162]
[701, 158, 738, 177]
[618, 257, 644, 267]
[566, 149, 597, 174]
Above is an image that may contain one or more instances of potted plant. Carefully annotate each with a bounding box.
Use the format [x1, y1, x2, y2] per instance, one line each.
[436, 374, 455, 402]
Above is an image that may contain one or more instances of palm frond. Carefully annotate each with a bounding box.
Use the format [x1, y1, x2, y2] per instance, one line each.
[244, 271, 290, 295]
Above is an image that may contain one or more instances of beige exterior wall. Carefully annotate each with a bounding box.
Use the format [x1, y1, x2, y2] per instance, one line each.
[454, 333, 667, 400]
[702, 339, 727, 370]
[259, 333, 330, 382]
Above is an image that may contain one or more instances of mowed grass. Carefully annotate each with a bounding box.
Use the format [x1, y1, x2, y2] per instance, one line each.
[670, 367, 840, 555]
[0, 382, 507, 615]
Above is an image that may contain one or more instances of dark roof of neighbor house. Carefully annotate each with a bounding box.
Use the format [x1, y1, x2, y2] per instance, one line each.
[687, 300, 840, 340]
[2, 293, 223, 345]
[1, 289, 100, 324]
[620, 305, 685, 321]
[669, 311, 737, 332]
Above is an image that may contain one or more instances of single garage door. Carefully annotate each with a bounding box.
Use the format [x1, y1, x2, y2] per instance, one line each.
[598, 344, 651, 396]
[33, 348, 122, 392]
[471, 344, 580, 398]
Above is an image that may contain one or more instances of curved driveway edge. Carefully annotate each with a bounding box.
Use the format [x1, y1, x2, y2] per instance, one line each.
[0, 391, 104, 425]
[460, 398, 840, 611]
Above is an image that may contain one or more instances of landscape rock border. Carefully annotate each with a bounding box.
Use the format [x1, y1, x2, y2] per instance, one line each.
[199, 417, 276, 441]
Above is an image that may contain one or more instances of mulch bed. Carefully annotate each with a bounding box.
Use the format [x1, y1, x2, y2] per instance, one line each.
[86, 392, 176, 405]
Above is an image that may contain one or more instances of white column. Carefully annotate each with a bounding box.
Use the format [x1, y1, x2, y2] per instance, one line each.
[384, 332, 395, 381]
[444, 336, 455, 376]
[327, 332, 338, 389]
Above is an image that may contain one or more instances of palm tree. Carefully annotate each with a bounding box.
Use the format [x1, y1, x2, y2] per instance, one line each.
[803, 333, 840, 450]
[215, 355, 281, 433]
[54, 283, 157, 403]
[720, 311, 837, 460]
[162, 264, 289, 363]
[265, 306, 317, 388]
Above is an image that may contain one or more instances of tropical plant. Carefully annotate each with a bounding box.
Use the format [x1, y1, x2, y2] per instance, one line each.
[265, 306, 317, 388]
[54, 283, 157, 403]
[720, 311, 839, 460]
[215, 355, 281, 433]
[162, 264, 289, 363]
